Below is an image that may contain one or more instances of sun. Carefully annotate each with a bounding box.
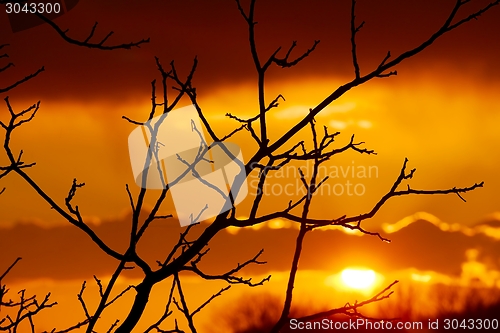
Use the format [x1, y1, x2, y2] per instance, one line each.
[340, 268, 376, 290]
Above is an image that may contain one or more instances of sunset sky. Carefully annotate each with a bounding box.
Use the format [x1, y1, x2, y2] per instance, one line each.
[1, 0, 500, 332]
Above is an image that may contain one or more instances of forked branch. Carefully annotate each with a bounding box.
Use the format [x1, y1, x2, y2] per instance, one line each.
[34, 13, 150, 50]
[295, 280, 400, 322]
[0, 43, 44, 93]
[183, 249, 271, 287]
[1, 258, 57, 332]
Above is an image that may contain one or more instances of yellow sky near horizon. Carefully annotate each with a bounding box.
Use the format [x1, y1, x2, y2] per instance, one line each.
[3, 265, 499, 333]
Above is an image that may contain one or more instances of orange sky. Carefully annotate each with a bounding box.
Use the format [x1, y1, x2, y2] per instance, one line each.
[1, 0, 499, 226]
[1, 0, 500, 332]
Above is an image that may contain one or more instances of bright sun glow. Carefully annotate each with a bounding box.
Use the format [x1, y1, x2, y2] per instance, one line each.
[341, 268, 376, 290]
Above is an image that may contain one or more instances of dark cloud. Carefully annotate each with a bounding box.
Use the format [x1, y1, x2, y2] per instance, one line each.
[1, 0, 499, 103]
[1, 212, 499, 282]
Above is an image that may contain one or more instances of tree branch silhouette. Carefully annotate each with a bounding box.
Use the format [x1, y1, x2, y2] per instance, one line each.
[1, 258, 57, 332]
[295, 280, 400, 322]
[0, 0, 149, 50]
[0, 44, 44, 94]
[1, 0, 498, 332]
[34, 14, 150, 50]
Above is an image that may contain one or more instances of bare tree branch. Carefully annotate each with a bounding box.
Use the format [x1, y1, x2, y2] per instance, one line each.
[248, 0, 500, 171]
[272, 118, 327, 332]
[44, 319, 90, 333]
[183, 249, 271, 287]
[0, 67, 44, 94]
[296, 280, 399, 322]
[3, 1, 497, 332]
[172, 274, 197, 333]
[33, 13, 150, 50]
[1, 259, 57, 332]
[0, 257, 21, 282]
[77, 282, 92, 322]
[232, 158, 483, 232]
[144, 279, 177, 333]
[350, 0, 364, 79]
